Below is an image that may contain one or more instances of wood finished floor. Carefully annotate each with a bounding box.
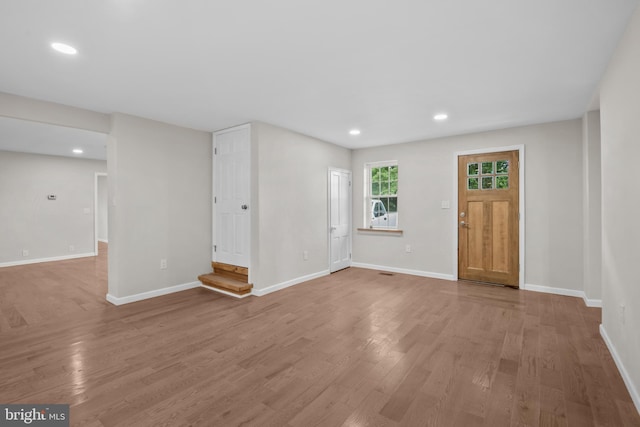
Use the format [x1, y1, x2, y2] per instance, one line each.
[0, 247, 638, 426]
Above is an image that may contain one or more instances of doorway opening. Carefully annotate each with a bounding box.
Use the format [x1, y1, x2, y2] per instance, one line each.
[95, 173, 108, 255]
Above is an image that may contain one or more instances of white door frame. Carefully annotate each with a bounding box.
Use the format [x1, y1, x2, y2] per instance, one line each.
[94, 172, 108, 255]
[452, 145, 525, 286]
[213, 123, 251, 269]
[328, 167, 352, 272]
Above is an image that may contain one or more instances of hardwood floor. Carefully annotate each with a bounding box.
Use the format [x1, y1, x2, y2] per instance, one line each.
[0, 242, 108, 331]
[0, 252, 638, 426]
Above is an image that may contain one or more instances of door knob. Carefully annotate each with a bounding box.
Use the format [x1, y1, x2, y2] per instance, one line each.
[460, 221, 469, 227]
[330, 226, 337, 231]
[241, 204, 248, 210]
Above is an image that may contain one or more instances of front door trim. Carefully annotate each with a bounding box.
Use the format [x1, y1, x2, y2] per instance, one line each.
[452, 145, 525, 286]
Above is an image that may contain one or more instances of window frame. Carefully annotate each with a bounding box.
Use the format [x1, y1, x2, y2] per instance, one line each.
[364, 160, 399, 230]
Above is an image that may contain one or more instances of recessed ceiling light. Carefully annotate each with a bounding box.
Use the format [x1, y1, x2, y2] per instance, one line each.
[433, 113, 448, 121]
[51, 42, 78, 55]
[349, 129, 361, 136]
[72, 149, 83, 154]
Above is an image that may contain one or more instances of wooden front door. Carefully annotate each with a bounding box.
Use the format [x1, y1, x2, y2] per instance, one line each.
[458, 150, 519, 287]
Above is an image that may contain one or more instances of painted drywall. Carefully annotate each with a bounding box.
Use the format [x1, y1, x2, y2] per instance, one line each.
[352, 119, 584, 291]
[97, 175, 108, 242]
[0, 150, 106, 264]
[599, 3, 640, 410]
[582, 111, 602, 303]
[107, 113, 211, 299]
[0, 92, 110, 133]
[252, 122, 351, 291]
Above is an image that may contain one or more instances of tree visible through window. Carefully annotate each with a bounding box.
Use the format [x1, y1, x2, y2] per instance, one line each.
[368, 162, 398, 228]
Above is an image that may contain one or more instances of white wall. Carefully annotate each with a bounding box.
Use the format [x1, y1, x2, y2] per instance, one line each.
[0, 150, 106, 265]
[351, 119, 584, 292]
[582, 111, 602, 304]
[0, 92, 109, 133]
[97, 175, 108, 242]
[252, 122, 351, 292]
[107, 113, 212, 300]
[599, 4, 640, 411]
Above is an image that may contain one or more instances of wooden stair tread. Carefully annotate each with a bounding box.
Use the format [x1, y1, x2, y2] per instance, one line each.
[212, 262, 248, 276]
[211, 262, 248, 283]
[198, 273, 252, 295]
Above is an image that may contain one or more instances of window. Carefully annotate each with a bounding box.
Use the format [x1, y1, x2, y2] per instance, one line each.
[365, 161, 398, 229]
[466, 159, 510, 191]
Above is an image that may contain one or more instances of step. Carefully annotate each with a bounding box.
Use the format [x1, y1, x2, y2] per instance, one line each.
[212, 262, 249, 283]
[198, 273, 253, 296]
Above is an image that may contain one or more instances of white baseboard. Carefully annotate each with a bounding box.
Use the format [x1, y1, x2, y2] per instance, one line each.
[584, 297, 603, 308]
[98, 239, 108, 243]
[252, 270, 330, 296]
[200, 284, 252, 299]
[523, 283, 584, 298]
[351, 262, 455, 281]
[0, 252, 96, 268]
[523, 283, 602, 308]
[600, 324, 640, 414]
[106, 281, 201, 306]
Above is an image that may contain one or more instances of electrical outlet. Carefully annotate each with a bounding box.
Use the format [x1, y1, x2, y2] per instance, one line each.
[303, 250, 309, 261]
[69, 245, 75, 252]
[22, 249, 29, 257]
[160, 259, 167, 270]
[619, 304, 626, 325]
[405, 244, 411, 253]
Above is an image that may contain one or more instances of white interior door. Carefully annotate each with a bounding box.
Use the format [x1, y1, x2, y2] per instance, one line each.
[329, 169, 351, 272]
[215, 125, 250, 267]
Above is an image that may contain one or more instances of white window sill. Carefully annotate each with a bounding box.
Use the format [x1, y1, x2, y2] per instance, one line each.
[357, 228, 403, 235]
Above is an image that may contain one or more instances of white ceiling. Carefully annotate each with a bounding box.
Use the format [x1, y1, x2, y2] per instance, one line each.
[0, 0, 638, 150]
